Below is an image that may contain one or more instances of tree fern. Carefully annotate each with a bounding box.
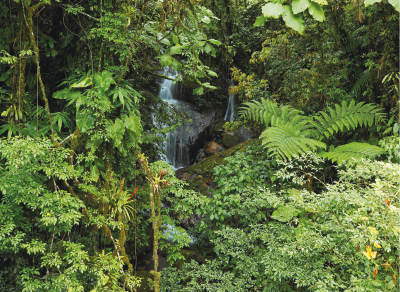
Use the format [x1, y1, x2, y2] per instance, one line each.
[312, 100, 384, 140]
[239, 98, 303, 127]
[260, 124, 326, 160]
[319, 142, 386, 164]
[240, 98, 384, 161]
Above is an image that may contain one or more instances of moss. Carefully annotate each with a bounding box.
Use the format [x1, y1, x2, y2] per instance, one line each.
[180, 139, 260, 187]
[136, 271, 154, 291]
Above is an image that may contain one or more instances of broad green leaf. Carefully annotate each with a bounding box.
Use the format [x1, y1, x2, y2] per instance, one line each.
[204, 43, 216, 57]
[310, 0, 328, 4]
[170, 58, 182, 72]
[282, 5, 304, 34]
[121, 114, 142, 137]
[292, 0, 310, 14]
[208, 39, 222, 46]
[207, 22, 218, 30]
[70, 77, 92, 89]
[253, 15, 265, 27]
[201, 16, 211, 23]
[206, 70, 218, 77]
[53, 88, 81, 100]
[170, 45, 182, 55]
[262, 3, 285, 19]
[364, 0, 381, 5]
[172, 35, 179, 45]
[76, 109, 95, 133]
[93, 71, 114, 93]
[388, 0, 400, 11]
[193, 86, 204, 95]
[271, 205, 299, 222]
[159, 55, 172, 67]
[308, 1, 326, 22]
[89, 134, 103, 152]
[290, 188, 303, 202]
[106, 118, 125, 147]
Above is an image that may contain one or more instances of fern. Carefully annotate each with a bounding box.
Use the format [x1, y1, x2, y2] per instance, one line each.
[352, 72, 369, 93]
[239, 98, 303, 127]
[319, 142, 386, 164]
[260, 124, 326, 160]
[312, 100, 384, 140]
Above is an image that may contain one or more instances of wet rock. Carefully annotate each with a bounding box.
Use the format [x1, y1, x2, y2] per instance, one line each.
[195, 148, 207, 163]
[222, 127, 252, 148]
[168, 101, 218, 166]
[204, 141, 225, 156]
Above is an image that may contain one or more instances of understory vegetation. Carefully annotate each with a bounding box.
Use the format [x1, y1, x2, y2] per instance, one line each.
[0, 0, 398, 291]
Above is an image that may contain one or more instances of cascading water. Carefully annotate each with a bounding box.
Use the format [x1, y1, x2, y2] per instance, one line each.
[158, 67, 190, 169]
[224, 80, 235, 122]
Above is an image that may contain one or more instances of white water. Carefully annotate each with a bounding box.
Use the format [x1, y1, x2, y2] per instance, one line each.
[224, 80, 235, 122]
[158, 67, 190, 169]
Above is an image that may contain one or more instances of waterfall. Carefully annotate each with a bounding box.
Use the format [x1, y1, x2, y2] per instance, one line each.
[158, 67, 190, 169]
[224, 80, 235, 122]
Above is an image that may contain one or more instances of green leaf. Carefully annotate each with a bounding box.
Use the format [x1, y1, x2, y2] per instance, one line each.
[282, 6, 304, 34]
[170, 58, 182, 72]
[201, 16, 211, 23]
[93, 71, 114, 93]
[308, 1, 326, 21]
[262, 3, 285, 19]
[172, 35, 179, 45]
[208, 39, 222, 46]
[170, 45, 182, 55]
[253, 15, 265, 27]
[193, 86, 204, 95]
[292, 0, 310, 14]
[207, 22, 218, 30]
[364, 0, 381, 6]
[106, 118, 125, 147]
[70, 77, 92, 89]
[121, 114, 142, 137]
[159, 55, 172, 67]
[206, 70, 218, 77]
[76, 109, 95, 133]
[53, 88, 81, 100]
[271, 205, 299, 222]
[388, 0, 400, 11]
[310, 0, 327, 4]
[290, 188, 302, 202]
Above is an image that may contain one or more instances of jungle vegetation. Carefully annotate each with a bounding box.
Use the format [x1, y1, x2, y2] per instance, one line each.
[0, 0, 399, 291]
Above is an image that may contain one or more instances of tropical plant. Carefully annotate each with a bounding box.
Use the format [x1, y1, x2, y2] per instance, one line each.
[240, 98, 386, 161]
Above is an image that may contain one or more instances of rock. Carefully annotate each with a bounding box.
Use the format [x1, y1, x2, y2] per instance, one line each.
[166, 101, 218, 167]
[189, 179, 210, 196]
[195, 148, 207, 163]
[222, 127, 252, 148]
[204, 141, 225, 156]
[176, 139, 261, 184]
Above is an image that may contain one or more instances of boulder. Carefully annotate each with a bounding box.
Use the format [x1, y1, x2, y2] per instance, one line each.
[166, 101, 218, 167]
[222, 127, 252, 148]
[204, 141, 225, 156]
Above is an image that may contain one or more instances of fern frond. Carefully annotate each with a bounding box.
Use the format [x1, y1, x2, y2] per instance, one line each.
[352, 72, 369, 93]
[319, 142, 386, 164]
[260, 124, 326, 160]
[239, 98, 303, 127]
[313, 100, 384, 140]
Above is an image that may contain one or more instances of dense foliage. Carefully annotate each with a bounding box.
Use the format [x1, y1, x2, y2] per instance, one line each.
[0, 0, 398, 291]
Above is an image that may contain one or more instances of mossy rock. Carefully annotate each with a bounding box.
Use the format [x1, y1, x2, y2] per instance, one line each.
[136, 271, 154, 292]
[181, 139, 260, 183]
[188, 179, 209, 196]
[222, 131, 240, 148]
